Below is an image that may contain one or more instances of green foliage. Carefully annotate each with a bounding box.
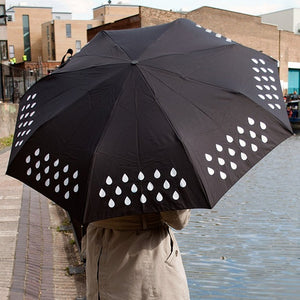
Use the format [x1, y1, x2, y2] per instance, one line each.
[0, 135, 13, 149]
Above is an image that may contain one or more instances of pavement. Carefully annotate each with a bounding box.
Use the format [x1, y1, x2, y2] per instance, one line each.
[0, 147, 86, 299]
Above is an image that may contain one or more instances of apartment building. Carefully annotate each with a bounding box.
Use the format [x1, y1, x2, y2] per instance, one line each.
[0, 0, 7, 62]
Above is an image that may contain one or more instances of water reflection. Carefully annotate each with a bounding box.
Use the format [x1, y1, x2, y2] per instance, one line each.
[176, 132, 300, 299]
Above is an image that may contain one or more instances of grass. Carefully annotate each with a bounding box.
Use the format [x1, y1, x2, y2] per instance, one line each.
[0, 135, 14, 150]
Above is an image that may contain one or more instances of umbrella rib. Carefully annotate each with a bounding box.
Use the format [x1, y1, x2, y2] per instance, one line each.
[136, 67, 212, 208]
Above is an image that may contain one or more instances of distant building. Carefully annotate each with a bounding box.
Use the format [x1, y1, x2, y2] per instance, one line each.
[0, 0, 7, 62]
[88, 6, 300, 95]
[261, 8, 300, 34]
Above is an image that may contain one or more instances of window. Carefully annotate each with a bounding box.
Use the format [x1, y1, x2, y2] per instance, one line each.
[0, 5, 6, 25]
[0, 41, 8, 60]
[66, 24, 71, 38]
[22, 15, 31, 61]
[9, 45, 14, 59]
[75, 40, 81, 53]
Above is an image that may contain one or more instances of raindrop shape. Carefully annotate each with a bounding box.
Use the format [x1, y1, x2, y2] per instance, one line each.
[228, 148, 235, 156]
[237, 126, 244, 134]
[99, 188, 106, 198]
[248, 117, 255, 125]
[108, 199, 115, 208]
[263, 85, 270, 90]
[267, 68, 274, 73]
[220, 171, 227, 180]
[122, 174, 129, 183]
[261, 135, 268, 143]
[19, 140, 24, 146]
[215, 33, 222, 38]
[54, 159, 59, 167]
[31, 102, 36, 108]
[124, 197, 131, 206]
[131, 184, 138, 193]
[35, 161, 40, 169]
[260, 67, 267, 73]
[36, 173, 41, 181]
[18, 123, 23, 128]
[138, 171, 144, 180]
[27, 95, 31, 101]
[73, 184, 79, 193]
[266, 94, 272, 99]
[63, 165, 69, 173]
[230, 162, 237, 170]
[25, 112, 29, 118]
[30, 111, 35, 117]
[44, 166, 50, 174]
[256, 85, 263, 90]
[147, 182, 154, 191]
[205, 154, 213, 161]
[23, 121, 28, 127]
[251, 58, 258, 64]
[269, 76, 275, 82]
[258, 94, 265, 100]
[106, 176, 113, 185]
[207, 167, 214, 175]
[226, 135, 233, 143]
[54, 171, 59, 180]
[64, 178, 69, 186]
[28, 120, 33, 126]
[156, 193, 163, 202]
[140, 194, 147, 203]
[21, 131, 26, 136]
[64, 191, 70, 199]
[73, 170, 79, 179]
[239, 139, 246, 147]
[205, 28, 212, 33]
[216, 144, 223, 152]
[34, 148, 40, 156]
[262, 76, 268, 81]
[241, 153, 248, 160]
[15, 141, 19, 147]
[44, 153, 50, 161]
[170, 168, 177, 177]
[55, 184, 60, 193]
[27, 168, 32, 176]
[218, 158, 225, 166]
[249, 130, 256, 138]
[180, 178, 187, 188]
[268, 103, 275, 109]
[163, 180, 170, 189]
[32, 93, 37, 99]
[173, 191, 180, 200]
[26, 104, 30, 109]
[20, 114, 24, 120]
[26, 129, 31, 135]
[275, 104, 281, 109]
[26, 155, 31, 163]
[154, 169, 161, 179]
[45, 178, 50, 187]
[259, 59, 265, 64]
[254, 76, 261, 81]
[252, 67, 259, 73]
[260, 122, 267, 130]
[251, 144, 258, 152]
[115, 186, 122, 195]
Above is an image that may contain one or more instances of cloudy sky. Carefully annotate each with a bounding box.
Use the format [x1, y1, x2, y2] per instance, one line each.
[5, 0, 300, 20]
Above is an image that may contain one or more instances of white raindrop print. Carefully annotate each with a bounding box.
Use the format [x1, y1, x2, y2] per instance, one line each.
[220, 171, 227, 180]
[64, 191, 70, 199]
[205, 154, 213, 161]
[99, 189, 106, 198]
[27, 168, 32, 176]
[124, 197, 131, 206]
[230, 162, 237, 170]
[239, 139, 246, 147]
[216, 144, 223, 152]
[226, 135, 234, 143]
[131, 184, 138, 193]
[140, 194, 147, 203]
[54, 159, 59, 167]
[64, 178, 69, 186]
[63, 165, 69, 173]
[218, 158, 225, 165]
[115, 186, 122, 195]
[170, 168, 177, 177]
[241, 153, 248, 160]
[228, 148, 235, 156]
[45, 178, 50, 187]
[138, 171, 144, 180]
[122, 174, 129, 183]
[163, 180, 170, 189]
[44, 166, 50, 174]
[36, 173, 41, 181]
[207, 167, 214, 175]
[261, 135, 268, 143]
[55, 185, 60, 193]
[248, 117, 255, 125]
[106, 176, 113, 185]
[26, 155, 31, 163]
[260, 122, 267, 130]
[180, 178, 187, 188]
[156, 193, 163, 202]
[74, 185, 79, 193]
[35, 161, 40, 169]
[34, 148, 40, 156]
[237, 126, 244, 134]
[173, 191, 180, 200]
[44, 154, 50, 161]
[251, 144, 258, 152]
[108, 199, 115, 208]
[73, 171, 79, 179]
[154, 169, 161, 179]
[147, 182, 154, 191]
[249, 130, 256, 138]
[54, 171, 59, 180]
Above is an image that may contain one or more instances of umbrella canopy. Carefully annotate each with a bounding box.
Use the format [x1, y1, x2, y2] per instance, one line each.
[6, 19, 293, 224]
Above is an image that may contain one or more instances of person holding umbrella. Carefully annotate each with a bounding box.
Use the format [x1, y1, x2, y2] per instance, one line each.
[83, 210, 191, 299]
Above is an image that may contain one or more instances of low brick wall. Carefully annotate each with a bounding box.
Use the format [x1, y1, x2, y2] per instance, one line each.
[0, 103, 18, 138]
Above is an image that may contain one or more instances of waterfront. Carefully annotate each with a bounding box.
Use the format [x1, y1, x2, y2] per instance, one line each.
[176, 131, 300, 299]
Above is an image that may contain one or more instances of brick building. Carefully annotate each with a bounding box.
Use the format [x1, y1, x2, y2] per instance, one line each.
[88, 6, 300, 95]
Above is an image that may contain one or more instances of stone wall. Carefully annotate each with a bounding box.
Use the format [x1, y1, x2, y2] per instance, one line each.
[0, 103, 18, 138]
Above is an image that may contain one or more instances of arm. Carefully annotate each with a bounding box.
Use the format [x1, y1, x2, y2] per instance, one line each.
[160, 209, 191, 230]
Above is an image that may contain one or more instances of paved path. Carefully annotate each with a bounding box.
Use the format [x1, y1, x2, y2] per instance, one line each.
[0, 148, 86, 299]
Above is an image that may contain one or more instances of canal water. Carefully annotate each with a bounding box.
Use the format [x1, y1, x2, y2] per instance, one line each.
[175, 131, 300, 299]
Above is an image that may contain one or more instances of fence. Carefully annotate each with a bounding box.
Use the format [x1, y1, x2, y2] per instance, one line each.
[0, 63, 47, 103]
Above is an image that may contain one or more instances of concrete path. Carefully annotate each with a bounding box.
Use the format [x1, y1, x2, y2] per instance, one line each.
[0, 148, 86, 299]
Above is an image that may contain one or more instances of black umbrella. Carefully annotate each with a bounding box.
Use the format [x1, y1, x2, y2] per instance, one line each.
[6, 19, 293, 224]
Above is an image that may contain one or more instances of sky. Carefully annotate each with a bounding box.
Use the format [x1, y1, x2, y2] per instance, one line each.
[5, 0, 300, 20]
